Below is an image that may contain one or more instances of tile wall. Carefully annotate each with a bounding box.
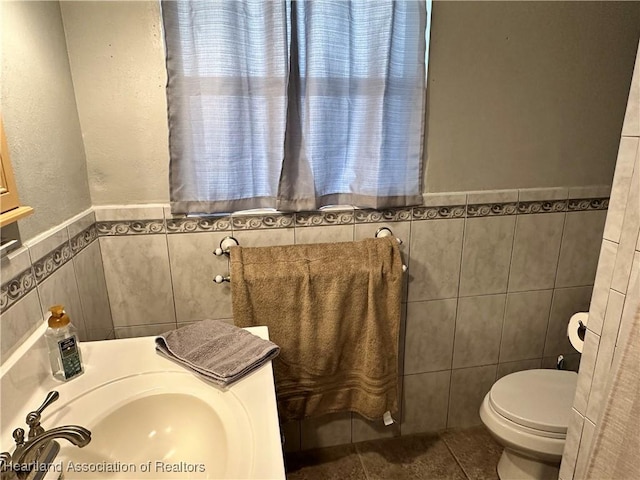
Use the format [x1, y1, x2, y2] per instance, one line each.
[0, 186, 609, 451]
[0, 210, 114, 365]
[85, 187, 607, 451]
[559, 43, 640, 480]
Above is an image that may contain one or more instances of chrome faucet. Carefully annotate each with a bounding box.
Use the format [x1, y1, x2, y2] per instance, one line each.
[11, 425, 91, 465]
[0, 391, 91, 480]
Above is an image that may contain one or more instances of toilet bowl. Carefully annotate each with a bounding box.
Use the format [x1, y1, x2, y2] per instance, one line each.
[479, 369, 578, 480]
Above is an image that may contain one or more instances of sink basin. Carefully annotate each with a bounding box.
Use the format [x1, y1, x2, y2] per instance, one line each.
[47, 372, 253, 479]
[1, 326, 284, 480]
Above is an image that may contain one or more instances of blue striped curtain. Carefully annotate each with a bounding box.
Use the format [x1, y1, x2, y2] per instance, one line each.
[162, 0, 426, 214]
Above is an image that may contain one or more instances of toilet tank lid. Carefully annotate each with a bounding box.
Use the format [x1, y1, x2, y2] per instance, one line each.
[489, 369, 578, 434]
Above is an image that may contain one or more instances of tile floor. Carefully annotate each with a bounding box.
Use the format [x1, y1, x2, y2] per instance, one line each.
[285, 425, 503, 480]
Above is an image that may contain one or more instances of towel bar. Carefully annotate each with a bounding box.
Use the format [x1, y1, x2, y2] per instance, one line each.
[213, 228, 408, 284]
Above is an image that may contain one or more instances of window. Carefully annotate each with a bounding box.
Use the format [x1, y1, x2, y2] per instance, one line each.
[162, 0, 428, 214]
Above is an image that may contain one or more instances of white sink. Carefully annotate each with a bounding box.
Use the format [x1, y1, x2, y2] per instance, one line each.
[1, 326, 284, 480]
[49, 372, 254, 479]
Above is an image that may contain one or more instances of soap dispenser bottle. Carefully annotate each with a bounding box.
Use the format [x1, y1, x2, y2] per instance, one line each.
[44, 305, 84, 381]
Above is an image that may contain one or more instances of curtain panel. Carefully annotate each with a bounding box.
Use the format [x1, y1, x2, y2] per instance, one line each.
[162, 0, 427, 214]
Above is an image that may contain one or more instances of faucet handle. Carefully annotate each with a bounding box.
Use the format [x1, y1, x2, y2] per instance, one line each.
[12, 428, 24, 447]
[26, 391, 59, 439]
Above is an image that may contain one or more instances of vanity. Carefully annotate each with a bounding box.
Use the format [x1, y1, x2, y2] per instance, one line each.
[0, 325, 285, 479]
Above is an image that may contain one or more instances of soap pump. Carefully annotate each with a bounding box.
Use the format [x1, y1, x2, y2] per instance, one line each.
[44, 305, 84, 381]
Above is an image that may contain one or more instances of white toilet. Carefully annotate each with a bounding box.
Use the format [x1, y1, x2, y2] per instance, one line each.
[480, 369, 578, 480]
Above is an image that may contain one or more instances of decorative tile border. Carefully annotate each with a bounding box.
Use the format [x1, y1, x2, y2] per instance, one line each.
[296, 210, 354, 227]
[354, 208, 412, 223]
[0, 267, 37, 314]
[467, 202, 518, 217]
[166, 216, 232, 233]
[1, 225, 100, 314]
[96, 219, 166, 236]
[567, 198, 609, 212]
[32, 241, 73, 284]
[412, 205, 466, 221]
[231, 213, 295, 230]
[1, 193, 610, 313]
[518, 200, 567, 214]
[70, 224, 98, 255]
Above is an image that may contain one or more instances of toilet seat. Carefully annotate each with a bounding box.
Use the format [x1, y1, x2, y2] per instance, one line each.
[489, 369, 577, 435]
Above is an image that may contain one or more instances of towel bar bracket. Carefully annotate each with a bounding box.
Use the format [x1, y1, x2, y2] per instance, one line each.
[213, 236, 239, 256]
[375, 227, 403, 245]
[213, 274, 231, 284]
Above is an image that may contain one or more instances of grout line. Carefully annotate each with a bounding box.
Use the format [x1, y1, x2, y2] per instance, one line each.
[541, 211, 569, 358]
[498, 213, 520, 365]
[161, 216, 180, 328]
[446, 215, 468, 427]
[441, 434, 472, 480]
[354, 442, 372, 480]
[552, 211, 569, 290]
[94, 238, 116, 335]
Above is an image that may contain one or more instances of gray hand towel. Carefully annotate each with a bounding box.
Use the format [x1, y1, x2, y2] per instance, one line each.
[155, 319, 280, 387]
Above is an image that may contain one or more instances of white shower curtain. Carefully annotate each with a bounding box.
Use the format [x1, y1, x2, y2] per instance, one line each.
[585, 302, 640, 479]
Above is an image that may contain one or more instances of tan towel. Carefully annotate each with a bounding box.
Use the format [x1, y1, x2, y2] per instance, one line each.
[230, 236, 403, 422]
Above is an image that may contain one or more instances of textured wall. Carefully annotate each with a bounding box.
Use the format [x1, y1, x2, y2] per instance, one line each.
[1, 1, 91, 241]
[425, 1, 640, 192]
[59, 1, 640, 205]
[60, 1, 169, 205]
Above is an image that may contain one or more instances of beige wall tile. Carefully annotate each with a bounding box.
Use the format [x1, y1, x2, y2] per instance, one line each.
[556, 211, 607, 288]
[0, 291, 43, 363]
[610, 153, 640, 293]
[453, 294, 505, 369]
[447, 365, 497, 429]
[114, 323, 175, 339]
[586, 290, 625, 422]
[499, 290, 553, 363]
[351, 414, 401, 443]
[508, 213, 565, 292]
[559, 408, 585, 480]
[588, 240, 619, 335]
[72, 241, 112, 333]
[295, 225, 354, 244]
[496, 358, 542, 380]
[402, 370, 451, 435]
[300, 412, 352, 450]
[519, 187, 568, 202]
[573, 331, 600, 415]
[574, 418, 596, 480]
[167, 232, 233, 323]
[459, 216, 516, 296]
[603, 137, 638, 242]
[408, 219, 464, 301]
[100, 235, 176, 328]
[404, 299, 456, 374]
